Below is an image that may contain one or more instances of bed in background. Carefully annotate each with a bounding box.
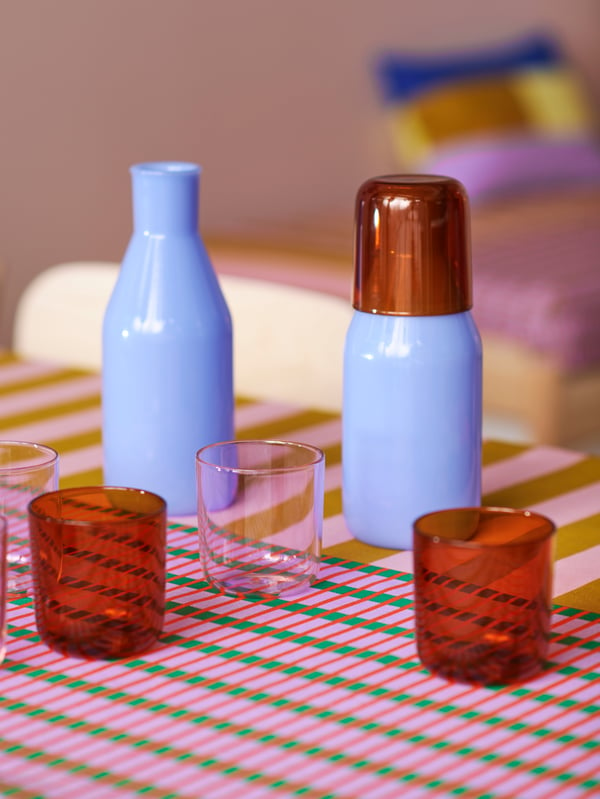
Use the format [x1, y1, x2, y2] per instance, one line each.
[373, 31, 600, 447]
[212, 31, 600, 448]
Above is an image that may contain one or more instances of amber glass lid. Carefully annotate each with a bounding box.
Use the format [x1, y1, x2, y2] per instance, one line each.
[353, 175, 472, 316]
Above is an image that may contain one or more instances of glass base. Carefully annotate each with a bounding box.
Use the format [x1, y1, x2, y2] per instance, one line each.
[417, 638, 546, 685]
[210, 571, 316, 598]
[7, 553, 32, 598]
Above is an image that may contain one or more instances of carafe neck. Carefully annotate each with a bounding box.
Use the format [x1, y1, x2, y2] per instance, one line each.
[131, 162, 200, 235]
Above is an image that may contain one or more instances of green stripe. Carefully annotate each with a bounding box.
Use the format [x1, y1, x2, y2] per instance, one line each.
[555, 580, 600, 615]
[10, 584, 598, 714]
[0, 780, 40, 799]
[0, 659, 594, 795]
[168, 524, 599, 620]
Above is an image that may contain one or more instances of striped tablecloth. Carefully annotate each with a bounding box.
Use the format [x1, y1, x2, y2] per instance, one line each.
[1, 353, 599, 798]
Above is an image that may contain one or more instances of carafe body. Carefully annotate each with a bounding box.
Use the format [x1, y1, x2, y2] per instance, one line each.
[102, 162, 234, 514]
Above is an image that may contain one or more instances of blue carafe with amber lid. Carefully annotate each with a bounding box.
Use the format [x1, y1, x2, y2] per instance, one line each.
[342, 175, 482, 549]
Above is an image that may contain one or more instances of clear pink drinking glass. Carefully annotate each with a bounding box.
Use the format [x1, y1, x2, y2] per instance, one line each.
[0, 441, 59, 597]
[196, 440, 325, 597]
[0, 516, 7, 664]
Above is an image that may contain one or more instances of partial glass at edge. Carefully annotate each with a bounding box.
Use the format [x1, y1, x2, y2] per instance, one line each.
[0, 441, 59, 597]
[0, 516, 7, 664]
[413, 506, 556, 686]
[196, 440, 325, 598]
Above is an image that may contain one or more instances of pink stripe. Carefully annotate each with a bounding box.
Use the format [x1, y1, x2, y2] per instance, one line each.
[482, 446, 585, 494]
[59, 445, 104, 476]
[3, 407, 103, 443]
[531, 481, 600, 526]
[234, 399, 304, 430]
[0, 374, 101, 416]
[554, 545, 600, 596]
[323, 513, 352, 546]
[270, 418, 342, 449]
[0, 360, 67, 383]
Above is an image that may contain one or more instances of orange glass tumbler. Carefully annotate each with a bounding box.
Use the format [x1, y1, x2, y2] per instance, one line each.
[28, 486, 166, 659]
[413, 507, 556, 685]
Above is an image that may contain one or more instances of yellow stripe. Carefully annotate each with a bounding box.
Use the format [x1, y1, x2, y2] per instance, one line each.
[555, 513, 600, 559]
[483, 456, 600, 509]
[555, 579, 600, 614]
[325, 487, 342, 518]
[60, 468, 104, 489]
[0, 394, 101, 431]
[0, 366, 92, 397]
[234, 395, 255, 407]
[47, 429, 102, 454]
[482, 440, 529, 465]
[236, 409, 337, 440]
[324, 537, 399, 563]
[322, 442, 341, 466]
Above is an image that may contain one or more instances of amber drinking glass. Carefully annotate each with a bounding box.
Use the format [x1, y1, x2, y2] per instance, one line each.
[0, 441, 59, 597]
[413, 507, 556, 685]
[197, 440, 324, 597]
[28, 486, 166, 659]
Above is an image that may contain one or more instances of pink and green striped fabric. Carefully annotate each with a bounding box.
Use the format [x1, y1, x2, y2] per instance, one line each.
[1, 352, 599, 798]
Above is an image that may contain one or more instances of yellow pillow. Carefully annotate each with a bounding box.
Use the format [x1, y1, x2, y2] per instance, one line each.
[388, 66, 596, 167]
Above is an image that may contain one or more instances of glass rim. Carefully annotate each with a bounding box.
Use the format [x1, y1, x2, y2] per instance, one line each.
[131, 161, 200, 176]
[413, 506, 556, 549]
[28, 485, 166, 526]
[0, 440, 59, 474]
[196, 439, 325, 475]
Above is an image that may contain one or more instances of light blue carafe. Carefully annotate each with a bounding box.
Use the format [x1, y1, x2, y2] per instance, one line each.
[102, 162, 234, 515]
[342, 175, 482, 549]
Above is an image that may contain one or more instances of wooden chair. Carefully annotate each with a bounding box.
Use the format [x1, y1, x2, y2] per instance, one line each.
[13, 261, 353, 412]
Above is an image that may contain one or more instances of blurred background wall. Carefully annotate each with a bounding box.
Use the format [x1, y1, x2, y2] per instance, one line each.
[1, 0, 599, 345]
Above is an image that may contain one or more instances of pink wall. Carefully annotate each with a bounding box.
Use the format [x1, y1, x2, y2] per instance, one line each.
[1, 0, 599, 344]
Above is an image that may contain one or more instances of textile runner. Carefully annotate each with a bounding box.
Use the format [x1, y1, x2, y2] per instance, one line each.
[0, 352, 598, 612]
[0, 353, 599, 797]
[3, 527, 599, 799]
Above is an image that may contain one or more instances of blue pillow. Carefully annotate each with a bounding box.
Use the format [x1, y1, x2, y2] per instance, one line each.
[374, 32, 561, 103]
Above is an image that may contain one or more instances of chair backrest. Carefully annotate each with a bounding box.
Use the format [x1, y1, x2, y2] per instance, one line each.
[13, 261, 353, 411]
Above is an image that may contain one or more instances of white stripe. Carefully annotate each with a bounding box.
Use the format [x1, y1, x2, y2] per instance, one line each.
[482, 446, 585, 495]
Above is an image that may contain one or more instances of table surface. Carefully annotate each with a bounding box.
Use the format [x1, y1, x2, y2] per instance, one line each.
[1, 353, 598, 799]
